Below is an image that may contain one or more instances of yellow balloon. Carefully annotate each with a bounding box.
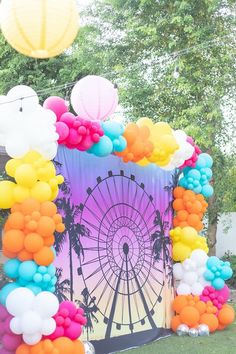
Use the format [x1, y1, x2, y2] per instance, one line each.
[137, 117, 154, 129]
[173, 243, 191, 262]
[31, 181, 52, 202]
[15, 164, 37, 188]
[181, 227, 198, 246]
[0, 181, 15, 209]
[56, 175, 64, 185]
[5, 159, 21, 177]
[23, 151, 42, 163]
[0, 0, 79, 59]
[13, 185, 30, 203]
[37, 162, 56, 181]
[50, 186, 59, 201]
[136, 158, 150, 167]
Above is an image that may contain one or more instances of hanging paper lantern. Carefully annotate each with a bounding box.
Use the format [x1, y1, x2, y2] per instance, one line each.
[71, 75, 119, 121]
[0, 0, 79, 59]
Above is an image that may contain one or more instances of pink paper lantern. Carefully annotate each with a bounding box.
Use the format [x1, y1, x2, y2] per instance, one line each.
[71, 75, 118, 121]
[43, 96, 68, 121]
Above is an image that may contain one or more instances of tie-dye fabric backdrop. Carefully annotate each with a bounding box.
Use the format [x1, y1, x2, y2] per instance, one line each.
[54, 146, 176, 354]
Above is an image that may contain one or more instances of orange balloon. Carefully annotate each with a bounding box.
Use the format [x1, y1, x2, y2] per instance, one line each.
[37, 216, 56, 237]
[200, 313, 218, 332]
[191, 201, 202, 214]
[218, 305, 235, 326]
[40, 201, 57, 217]
[187, 214, 200, 227]
[54, 337, 75, 354]
[18, 249, 33, 261]
[172, 295, 188, 314]
[31, 211, 41, 221]
[217, 323, 226, 331]
[173, 187, 185, 199]
[74, 340, 85, 354]
[34, 246, 54, 266]
[16, 344, 31, 354]
[3, 249, 17, 258]
[195, 301, 206, 315]
[56, 223, 65, 233]
[21, 198, 41, 215]
[123, 123, 139, 145]
[43, 235, 55, 246]
[24, 233, 44, 253]
[26, 220, 38, 231]
[3, 229, 24, 252]
[173, 199, 185, 211]
[7, 212, 25, 230]
[180, 306, 200, 327]
[177, 210, 188, 221]
[171, 315, 181, 332]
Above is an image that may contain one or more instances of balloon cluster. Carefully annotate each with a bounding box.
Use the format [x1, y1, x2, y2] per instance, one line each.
[6, 288, 59, 345]
[3, 259, 57, 297]
[170, 227, 209, 262]
[0, 151, 64, 209]
[200, 285, 230, 311]
[89, 120, 127, 157]
[44, 96, 105, 151]
[46, 301, 86, 340]
[179, 153, 214, 198]
[173, 249, 210, 295]
[0, 304, 22, 354]
[137, 118, 179, 167]
[173, 187, 208, 231]
[180, 136, 201, 169]
[171, 294, 235, 334]
[2, 198, 64, 266]
[0, 85, 58, 159]
[204, 256, 233, 290]
[115, 121, 153, 163]
[16, 338, 85, 354]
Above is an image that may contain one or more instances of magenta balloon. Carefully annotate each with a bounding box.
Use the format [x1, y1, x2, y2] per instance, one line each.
[71, 75, 118, 121]
[61, 301, 77, 318]
[64, 322, 82, 340]
[56, 122, 70, 142]
[67, 128, 82, 145]
[60, 112, 76, 127]
[2, 334, 22, 350]
[217, 285, 230, 302]
[0, 304, 8, 320]
[43, 96, 68, 121]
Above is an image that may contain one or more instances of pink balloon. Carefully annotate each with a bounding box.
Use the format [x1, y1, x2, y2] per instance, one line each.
[2, 334, 22, 351]
[64, 321, 82, 340]
[71, 75, 118, 121]
[60, 301, 77, 318]
[43, 96, 68, 121]
[60, 112, 76, 127]
[200, 285, 230, 311]
[56, 122, 70, 143]
[67, 128, 82, 145]
[0, 305, 9, 320]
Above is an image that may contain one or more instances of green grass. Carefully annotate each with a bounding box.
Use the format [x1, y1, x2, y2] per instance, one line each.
[125, 323, 236, 354]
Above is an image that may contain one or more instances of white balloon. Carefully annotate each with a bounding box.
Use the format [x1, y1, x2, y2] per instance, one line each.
[23, 333, 42, 345]
[198, 276, 211, 287]
[177, 283, 191, 295]
[191, 282, 204, 295]
[41, 318, 56, 335]
[5, 136, 29, 158]
[173, 263, 183, 280]
[34, 292, 59, 318]
[6, 288, 34, 317]
[21, 311, 42, 335]
[183, 271, 198, 286]
[197, 267, 206, 276]
[190, 249, 208, 267]
[10, 317, 22, 335]
[7, 85, 39, 113]
[182, 258, 196, 271]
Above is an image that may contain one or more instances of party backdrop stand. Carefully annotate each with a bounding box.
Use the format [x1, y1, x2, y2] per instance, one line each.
[54, 147, 175, 353]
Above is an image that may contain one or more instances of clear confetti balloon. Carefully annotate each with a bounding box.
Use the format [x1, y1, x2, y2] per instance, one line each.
[189, 328, 199, 337]
[198, 324, 210, 336]
[83, 341, 96, 354]
[176, 324, 189, 336]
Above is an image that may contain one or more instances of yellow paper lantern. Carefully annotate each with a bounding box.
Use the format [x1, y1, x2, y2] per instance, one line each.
[0, 0, 79, 58]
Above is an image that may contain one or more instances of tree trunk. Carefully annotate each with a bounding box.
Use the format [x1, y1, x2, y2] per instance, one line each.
[207, 195, 218, 256]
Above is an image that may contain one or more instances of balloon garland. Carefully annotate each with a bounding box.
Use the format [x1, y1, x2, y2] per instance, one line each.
[0, 75, 234, 354]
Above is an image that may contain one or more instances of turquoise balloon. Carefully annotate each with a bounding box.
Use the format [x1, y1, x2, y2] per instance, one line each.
[207, 256, 220, 268]
[19, 261, 37, 281]
[102, 121, 124, 139]
[0, 283, 20, 306]
[26, 283, 41, 295]
[212, 278, 224, 290]
[38, 266, 47, 274]
[113, 136, 127, 153]
[90, 136, 113, 157]
[221, 266, 233, 280]
[47, 264, 56, 277]
[3, 259, 20, 278]
[188, 169, 201, 180]
[204, 270, 214, 281]
[202, 184, 214, 198]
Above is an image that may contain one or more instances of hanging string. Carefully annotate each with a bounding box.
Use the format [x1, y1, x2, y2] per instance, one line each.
[0, 33, 233, 107]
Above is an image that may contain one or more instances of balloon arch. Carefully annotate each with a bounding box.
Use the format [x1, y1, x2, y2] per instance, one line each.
[0, 76, 234, 354]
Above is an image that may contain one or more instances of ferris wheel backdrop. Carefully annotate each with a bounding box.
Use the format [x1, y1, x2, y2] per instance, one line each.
[54, 147, 175, 354]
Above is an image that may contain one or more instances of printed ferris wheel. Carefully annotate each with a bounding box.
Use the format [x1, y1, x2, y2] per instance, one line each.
[78, 170, 165, 338]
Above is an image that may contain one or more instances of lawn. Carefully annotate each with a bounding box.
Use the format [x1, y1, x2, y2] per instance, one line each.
[126, 323, 236, 354]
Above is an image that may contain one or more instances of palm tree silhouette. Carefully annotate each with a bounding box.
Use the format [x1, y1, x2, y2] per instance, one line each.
[55, 268, 71, 302]
[164, 169, 181, 218]
[55, 179, 90, 301]
[76, 287, 99, 340]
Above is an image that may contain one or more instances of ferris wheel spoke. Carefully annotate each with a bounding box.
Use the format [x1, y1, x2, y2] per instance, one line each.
[112, 177, 123, 216]
[105, 260, 124, 339]
[125, 254, 133, 332]
[84, 204, 111, 231]
[82, 254, 108, 267]
[90, 193, 113, 228]
[89, 265, 113, 297]
[84, 260, 110, 281]
[81, 219, 107, 239]
[97, 185, 115, 225]
[96, 270, 115, 306]
[130, 279, 141, 321]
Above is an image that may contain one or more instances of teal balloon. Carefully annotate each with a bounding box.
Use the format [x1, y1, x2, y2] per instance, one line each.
[19, 261, 37, 281]
[202, 184, 214, 198]
[33, 273, 43, 283]
[201, 153, 213, 168]
[47, 264, 56, 277]
[0, 283, 20, 306]
[212, 278, 224, 290]
[102, 121, 125, 139]
[188, 169, 201, 180]
[90, 136, 113, 157]
[26, 283, 41, 295]
[4, 259, 20, 278]
[113, 136, 127, 153]
[207, 256, 220, 268]
[221, 266, 233, 280]
[193, 186, 202, 194]
[38, 266, 47, 274]
[204, 270, 214, 281]
[43, 274, 51, 283]
[205, 168, 213, 180]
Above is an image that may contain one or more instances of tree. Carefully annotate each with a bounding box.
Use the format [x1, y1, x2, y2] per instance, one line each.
[80, 0, 236, 254]
[54, 268, 71, 302]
